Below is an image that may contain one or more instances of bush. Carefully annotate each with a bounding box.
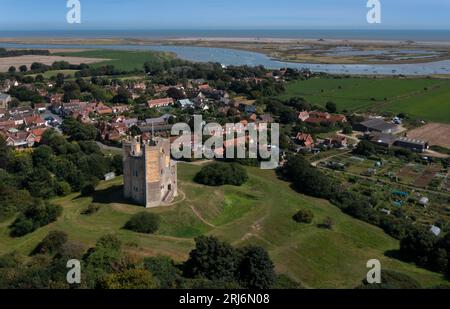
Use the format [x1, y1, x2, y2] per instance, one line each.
[125, 212, 160, 234]
[358, 270, 422, 289]
[57, 181, 72, 196]
[293, 209, 314, 224]
[194, 163, 248, 186]
[82, 204, 101, 215]
[319, 217, 335, 230]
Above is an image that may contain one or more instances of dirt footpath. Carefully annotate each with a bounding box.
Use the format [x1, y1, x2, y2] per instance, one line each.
[0, 55, 108, 72]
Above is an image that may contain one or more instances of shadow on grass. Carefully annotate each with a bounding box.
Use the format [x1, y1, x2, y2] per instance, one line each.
[74, 184, 138, 207]
[384, 249, 402, 260]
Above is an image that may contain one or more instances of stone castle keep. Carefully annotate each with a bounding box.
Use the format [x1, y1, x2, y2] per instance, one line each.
[123, 137, 178, 208]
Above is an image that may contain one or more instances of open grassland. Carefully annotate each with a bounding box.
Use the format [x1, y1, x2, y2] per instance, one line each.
[54, 50, 174, 71]
[279, 77, 450, 123]
[0, 163, 446, 288]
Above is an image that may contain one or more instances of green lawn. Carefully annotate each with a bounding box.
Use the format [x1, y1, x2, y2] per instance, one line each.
[54, 49, 173, 71]
[29, 69, 79, 79]
[0, 163, 446, 288]
[279, 77, 450, 123]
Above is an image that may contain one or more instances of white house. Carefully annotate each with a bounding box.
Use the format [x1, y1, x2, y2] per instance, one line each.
[0, 93, 11, 109]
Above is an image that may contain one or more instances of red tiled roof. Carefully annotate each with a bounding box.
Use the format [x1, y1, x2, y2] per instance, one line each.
[148, 98, 174, 108]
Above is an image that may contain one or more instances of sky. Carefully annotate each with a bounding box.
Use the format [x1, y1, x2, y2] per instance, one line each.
[0, 0, 450, 31]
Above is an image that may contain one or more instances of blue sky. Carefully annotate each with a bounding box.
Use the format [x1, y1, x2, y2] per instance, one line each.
[0, 0, 449, 30]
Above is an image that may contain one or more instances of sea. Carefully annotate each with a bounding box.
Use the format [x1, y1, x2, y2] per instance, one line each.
[1, 29, 450, 42]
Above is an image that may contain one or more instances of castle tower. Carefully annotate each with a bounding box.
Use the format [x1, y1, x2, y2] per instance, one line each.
[123, 137, 178, 208]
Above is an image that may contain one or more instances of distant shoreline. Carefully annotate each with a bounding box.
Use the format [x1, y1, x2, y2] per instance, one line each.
[1, 36, 450, 47]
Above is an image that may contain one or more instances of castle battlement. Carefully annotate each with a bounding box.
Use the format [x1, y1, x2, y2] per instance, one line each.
[123, 137, 178, 208]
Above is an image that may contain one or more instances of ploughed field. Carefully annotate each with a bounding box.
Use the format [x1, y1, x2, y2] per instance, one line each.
[0, 55, 108, 72]
[279, 77, 450, 124]
[0, 163, 446, 288]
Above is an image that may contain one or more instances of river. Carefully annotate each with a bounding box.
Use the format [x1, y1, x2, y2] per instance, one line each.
[1, 43, 450, 76]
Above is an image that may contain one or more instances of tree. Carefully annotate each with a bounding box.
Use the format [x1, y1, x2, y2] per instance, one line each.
[57, 181, 72, 196]
[342, 125, 353, 135]
[112, 87, 131, 104]
[184, 236, 240, 282]
[400, 228, 437, 267]
[144, 256, 181, 289]
[293, 209, 314, 224]
[63, 82, 81, 102]
[81, 183, 96, 196]
[10, 200, 62, 237]
[238, 246, 276, 289]
[32, 145, 54, 167]
[128, 125, 142, 137]
[8, 66, 16, 73]
[19, 65, 28, 73]
[325, 101, 337, 113]
[194, 163, 248, 186]
[124, 212, 160, 234]
[32, 230, 68, 255]
[0, 135, 10, 169]
[354, 140, 376, 157]
[167, 87, 185, 100]
[100, 269, 158, 289]
[61, 118, 97, 141]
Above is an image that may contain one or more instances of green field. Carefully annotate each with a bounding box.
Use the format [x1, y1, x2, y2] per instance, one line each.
[29, 69, 79, 79]
[279, 77, 450, 123]
[0, 163, 446, 288]
[55, 49, 173, 71]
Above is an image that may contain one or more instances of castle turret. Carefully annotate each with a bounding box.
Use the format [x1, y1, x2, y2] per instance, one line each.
[123, 137, 177, 208]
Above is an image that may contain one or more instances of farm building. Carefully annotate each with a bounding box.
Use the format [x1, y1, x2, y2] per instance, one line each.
[394, 136, 429, 153]
[369, 133, 398, 148]
[369, 133, 429, 152]
[355, 118, 399, 134]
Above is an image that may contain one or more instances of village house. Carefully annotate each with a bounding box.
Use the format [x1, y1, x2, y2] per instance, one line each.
[124, 118, 139, 128]
[23, 114, 45, 127]
[0, 93, 12, 109]
[95, 104, 113, 116]
[295, 132, 315, 148]
[29, 127, 48, 144]
[257, 114, 274, 124]
[239, 103, 257, 114]
[112, 105, 130, 114]
[0, 118, 16, 130]
[34, 103, 47, 113]
[177, 99, 195, 109]
[148, 98, 174, 108]
[9, 106, 33, 116]
[4, 129, 36, 149]
[323, 135, 348, 148]
[0, 79, 15, 92]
